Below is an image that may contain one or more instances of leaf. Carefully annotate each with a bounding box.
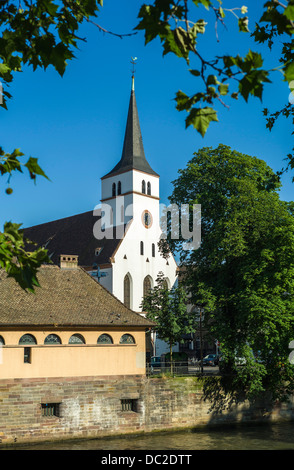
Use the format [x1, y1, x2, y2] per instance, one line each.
[238, 16, 249, 33]
[285, 62, 294, 85]
[185, 107, 218, 136]
[284, 1, 294, 21]
[24, 157, 49, 181]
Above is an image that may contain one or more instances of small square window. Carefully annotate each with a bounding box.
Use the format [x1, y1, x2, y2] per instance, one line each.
[121, 399, 138, 412]
[41, 403, 60, 417]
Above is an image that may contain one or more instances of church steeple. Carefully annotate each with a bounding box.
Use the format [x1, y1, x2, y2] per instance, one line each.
[103, 76, 159, 179]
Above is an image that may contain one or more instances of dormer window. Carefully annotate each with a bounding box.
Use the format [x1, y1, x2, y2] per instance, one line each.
[142, 180, 146, 194]
[147, 182, 151, 195]
[112, 182, 116, 197]
[95, 247, 103, 256]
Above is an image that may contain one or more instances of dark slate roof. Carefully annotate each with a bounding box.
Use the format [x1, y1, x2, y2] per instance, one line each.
[0, 265, 155, 327]
[23, 210, 125, 267]
[103, 88, 159, 179]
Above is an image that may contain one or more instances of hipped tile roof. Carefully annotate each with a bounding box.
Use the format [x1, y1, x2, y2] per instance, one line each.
[0, 265, 154, 328]
[23, 210, 124, 268]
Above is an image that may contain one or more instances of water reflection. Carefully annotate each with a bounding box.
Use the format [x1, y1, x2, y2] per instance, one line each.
[7, 422, 294, 451]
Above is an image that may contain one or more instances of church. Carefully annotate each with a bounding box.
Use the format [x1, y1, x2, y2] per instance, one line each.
[24, 75, 178, 356]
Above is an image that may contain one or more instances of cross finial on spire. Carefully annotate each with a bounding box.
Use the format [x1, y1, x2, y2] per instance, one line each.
[131, 57, 137, 91]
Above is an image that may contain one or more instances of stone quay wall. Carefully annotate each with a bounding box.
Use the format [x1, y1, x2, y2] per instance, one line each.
[0, 375, 293, 446]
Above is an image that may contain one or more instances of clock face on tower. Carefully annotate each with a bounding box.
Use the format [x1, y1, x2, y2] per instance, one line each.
[142, 210, 153, 228]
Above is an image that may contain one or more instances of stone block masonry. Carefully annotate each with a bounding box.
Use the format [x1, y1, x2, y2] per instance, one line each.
[0, 375, 294, 446]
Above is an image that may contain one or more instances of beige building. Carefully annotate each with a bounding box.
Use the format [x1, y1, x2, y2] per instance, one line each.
[0, 258, 154, 380]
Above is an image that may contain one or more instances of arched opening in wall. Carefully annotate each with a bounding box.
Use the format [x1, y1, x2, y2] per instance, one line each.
[152, 243, 155, 257]
[147, 182, 151, 195]
[69, 334, 85, 344]
[0, 335, 5, 345]
[118, 181, 122, 195]
[163, 278, 170, 290]
[140, 241, 144, 255]
[142, 180, 146, 194]
[19, 334, 37, 345]
[112, 182, 116, 197]
[97, 334, 113, 344]
[123, 273, 132, 309]
[143, 275, 153, 298]
[44, 334, 62, 344]
[119, 334, 135, 344]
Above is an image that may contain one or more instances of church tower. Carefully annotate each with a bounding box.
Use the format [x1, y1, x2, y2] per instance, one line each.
[100, 75, 159, 230]
[99, 76, 178, 313]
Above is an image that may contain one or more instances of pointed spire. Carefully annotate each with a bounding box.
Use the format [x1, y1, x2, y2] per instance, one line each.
[103, 73, 158, 179]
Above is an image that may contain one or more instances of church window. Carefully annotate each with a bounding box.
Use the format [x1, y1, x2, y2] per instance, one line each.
[118, 181, 122, 195]
[112, 182, 116, 197]
[152, 243, 155, 257]
[97, 334, 113, 344]
[124, 274, 131, 309]
[69, 334, 85, 344]
[143, 276, 152, 297]
[163, 278, 169, 290]
[147, 182, 151, 195]
[142, 180, 146, 194]
[140, 241, 144, 255]
[44, 334, 62, 344]
[119, 334, 135, 344]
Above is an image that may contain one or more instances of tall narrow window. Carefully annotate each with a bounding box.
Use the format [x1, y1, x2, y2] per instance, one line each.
[140, 241, 144, 255]
[143, 276, 152, 297]
[112, 182, 116, 197]
[147, 182, 151, 195]
[118, 181, 122, 195]
[124, 274, 131, 309]
[142, 180, 146, 194]
[152, 243, 155, 257]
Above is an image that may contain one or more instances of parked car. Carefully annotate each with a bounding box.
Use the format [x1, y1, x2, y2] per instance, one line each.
[202, 354, 218, 366]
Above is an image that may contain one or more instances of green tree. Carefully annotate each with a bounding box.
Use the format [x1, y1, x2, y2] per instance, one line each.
[0, 0, 104, 290]
[166, 144, 294, 400]
[136, 0, 294, 173]
[141, 271, 194, 372]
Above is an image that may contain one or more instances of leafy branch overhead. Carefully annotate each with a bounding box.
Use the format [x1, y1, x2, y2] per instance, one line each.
[136, 0, 294, 140]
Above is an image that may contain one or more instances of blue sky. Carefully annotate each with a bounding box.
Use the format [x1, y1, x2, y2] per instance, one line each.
[1, 0, 293, 230]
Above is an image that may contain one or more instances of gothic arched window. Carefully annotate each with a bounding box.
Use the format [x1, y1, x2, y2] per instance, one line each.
[124, 273, 131, 309]
[142, 180, 146, 194]
[112, 182, 116, 197]
[143, 275, 152, 298]
[147, 182, 151, 195]
[118, 181, 122, 195]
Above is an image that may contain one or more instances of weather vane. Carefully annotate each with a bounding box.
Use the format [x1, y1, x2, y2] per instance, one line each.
[131, 57, 137, 77]
[131, 57, 137, 91]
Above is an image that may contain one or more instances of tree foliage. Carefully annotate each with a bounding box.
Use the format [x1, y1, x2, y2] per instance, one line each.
[136, 0, 294, 171]
[166, 144, 294, 400]
[0, 0, 105, 290]
[141, 271, 195, 367]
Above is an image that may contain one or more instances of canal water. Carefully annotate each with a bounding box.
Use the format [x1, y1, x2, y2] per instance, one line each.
[6, 422, 294, 451]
